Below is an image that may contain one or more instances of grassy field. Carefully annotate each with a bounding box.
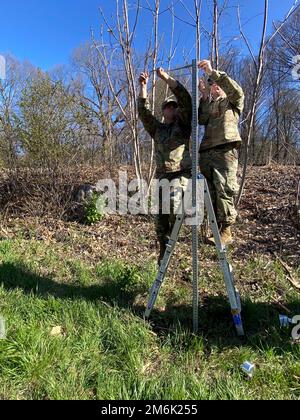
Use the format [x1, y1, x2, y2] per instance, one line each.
[0, 229, 299, 400]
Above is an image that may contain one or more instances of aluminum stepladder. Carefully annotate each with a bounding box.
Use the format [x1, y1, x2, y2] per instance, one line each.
[144, 59, 244, 337]
[144, 173, 244, 336]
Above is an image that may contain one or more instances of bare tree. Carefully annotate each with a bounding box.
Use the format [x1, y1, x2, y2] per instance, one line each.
[145, 0, 161, 186]
[92, 0, 153, 185]
[0, 57, 35, 167]
[72, 43, 123, 167]
[211, 0, 219, 69]
[236, 0, 299, 205]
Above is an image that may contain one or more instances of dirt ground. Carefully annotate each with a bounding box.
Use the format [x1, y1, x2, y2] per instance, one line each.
[0, 165, 299, 271]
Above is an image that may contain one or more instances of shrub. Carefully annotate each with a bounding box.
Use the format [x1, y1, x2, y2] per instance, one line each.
[83, 192, 106, 225]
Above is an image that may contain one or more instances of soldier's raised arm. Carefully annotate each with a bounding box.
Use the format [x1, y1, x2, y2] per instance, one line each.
[198, 60, 244, 115]
[156, 67, 192, 126]
[138, 72, 160, 138]
[209, 70, 244, 115]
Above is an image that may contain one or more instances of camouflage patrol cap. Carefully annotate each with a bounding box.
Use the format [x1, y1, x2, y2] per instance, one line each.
[161, 96, 178, 111]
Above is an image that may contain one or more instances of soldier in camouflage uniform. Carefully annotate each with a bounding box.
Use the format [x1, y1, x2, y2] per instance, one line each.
[198, 60, 245, 245]
[138, 68, 192, 264]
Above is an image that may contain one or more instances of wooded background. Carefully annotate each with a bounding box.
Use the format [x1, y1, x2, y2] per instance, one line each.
[0, 0, 299, 185]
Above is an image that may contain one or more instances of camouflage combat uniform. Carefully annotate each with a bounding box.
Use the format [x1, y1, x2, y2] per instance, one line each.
[198, 70, 244, 226]
[138, 82, 192, 254]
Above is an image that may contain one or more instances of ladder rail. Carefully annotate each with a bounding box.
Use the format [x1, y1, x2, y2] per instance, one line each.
[203, 177, 244, 336]
[145, 213, 185, 318]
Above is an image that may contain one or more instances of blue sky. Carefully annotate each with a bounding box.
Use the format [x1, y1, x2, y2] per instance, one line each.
[0, 0, 297, 70]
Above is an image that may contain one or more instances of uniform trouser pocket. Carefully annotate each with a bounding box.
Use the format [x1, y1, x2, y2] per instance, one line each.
[156, 173, 190, 241]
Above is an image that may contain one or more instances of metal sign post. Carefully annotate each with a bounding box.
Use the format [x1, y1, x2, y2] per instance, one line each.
[191, 59, 199, 334]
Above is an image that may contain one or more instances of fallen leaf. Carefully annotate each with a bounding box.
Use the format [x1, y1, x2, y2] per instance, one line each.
[50, 326, 63, 337]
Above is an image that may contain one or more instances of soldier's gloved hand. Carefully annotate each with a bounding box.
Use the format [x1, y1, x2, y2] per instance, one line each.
[156, 67, 169, 81]
[198, 60, 213, 76]
[139, 72, 149, 86]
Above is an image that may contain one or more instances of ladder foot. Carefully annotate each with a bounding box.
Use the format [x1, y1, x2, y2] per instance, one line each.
[232, 312, 244, 336]
[235, 323, 245, 337]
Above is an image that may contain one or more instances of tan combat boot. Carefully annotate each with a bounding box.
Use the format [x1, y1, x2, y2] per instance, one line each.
[205, 224, 233, 247]
[219, 224, 233, 246]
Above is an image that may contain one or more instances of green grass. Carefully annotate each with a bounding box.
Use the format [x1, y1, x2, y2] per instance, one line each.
[0, 237, 299, 400]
